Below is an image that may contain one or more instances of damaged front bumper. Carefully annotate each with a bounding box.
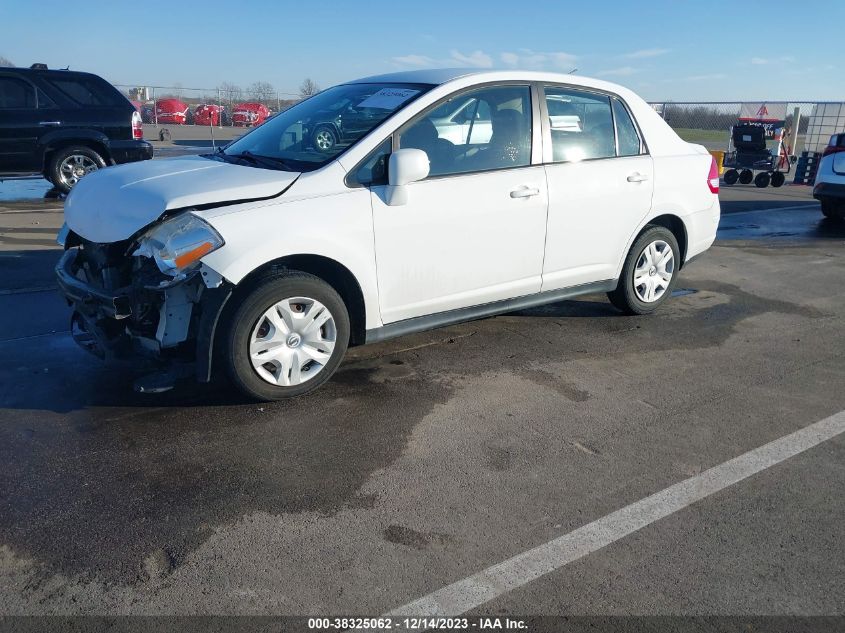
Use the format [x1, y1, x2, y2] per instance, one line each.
[55, 245, 232, 383]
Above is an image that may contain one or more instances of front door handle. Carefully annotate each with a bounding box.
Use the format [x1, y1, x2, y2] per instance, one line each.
[510, 186, 540, 199]
[627, 172, 649, 183]
[39, 121, 62, 126]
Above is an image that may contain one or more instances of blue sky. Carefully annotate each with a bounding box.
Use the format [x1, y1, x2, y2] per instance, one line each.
[1, 0, 842, 101]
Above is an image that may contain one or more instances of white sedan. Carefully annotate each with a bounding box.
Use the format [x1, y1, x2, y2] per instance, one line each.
[58, 69, 720, 400]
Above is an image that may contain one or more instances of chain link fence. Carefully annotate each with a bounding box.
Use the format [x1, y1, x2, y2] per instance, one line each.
[113, 83, 845, 156]
[114, 84, 303, 145]
[646, 101, 845, 155]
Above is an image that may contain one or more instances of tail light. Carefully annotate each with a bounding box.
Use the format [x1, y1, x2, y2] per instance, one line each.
[132, 111, 143, 140]
[707, 156, 719, 193]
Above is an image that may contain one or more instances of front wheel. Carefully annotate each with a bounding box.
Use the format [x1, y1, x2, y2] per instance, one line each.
[224, 272, 350, 400]
[607, 226, 680, 315]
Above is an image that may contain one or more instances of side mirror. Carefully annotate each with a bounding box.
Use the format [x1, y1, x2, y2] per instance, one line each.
[386, 148, 430, 206]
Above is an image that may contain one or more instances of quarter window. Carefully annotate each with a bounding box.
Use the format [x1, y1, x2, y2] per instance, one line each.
[0, 77, 36, 109]
[544, 87, 615, 162]
[352, 138, 392, 186]
[612, 98, 641, 156]
[398, 85, 532, 177]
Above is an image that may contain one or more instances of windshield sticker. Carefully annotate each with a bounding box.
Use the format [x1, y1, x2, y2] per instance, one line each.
[357, 88, 420, 110]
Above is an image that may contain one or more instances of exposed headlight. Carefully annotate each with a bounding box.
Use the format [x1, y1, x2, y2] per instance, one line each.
[135, 213, 224, 277]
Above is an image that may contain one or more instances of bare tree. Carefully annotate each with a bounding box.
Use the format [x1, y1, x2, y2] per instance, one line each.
[218, 82, 243, 106]
[0, 55, 14, 67]
[299, 78, 320, 98]
[248, 81, 275, 103]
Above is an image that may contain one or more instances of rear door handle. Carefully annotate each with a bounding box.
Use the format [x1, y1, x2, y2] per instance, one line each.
[39, 121, 62, 126]
[627, 173, 649, 183]
[510, 186, 540, 199]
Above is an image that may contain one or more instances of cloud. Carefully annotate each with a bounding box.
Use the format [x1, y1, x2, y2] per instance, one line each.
[684, 73, 727, 81]
[752, 55, 795, 66]
[449, 49, 493, 68]
[623, 48, 669, 59]
[499, 49, 577, 70]
[391, 54, 436, 67]
[596, 66, 641, 77]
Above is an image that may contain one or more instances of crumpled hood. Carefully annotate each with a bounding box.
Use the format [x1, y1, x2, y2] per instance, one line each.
[64, 155, 299, 243]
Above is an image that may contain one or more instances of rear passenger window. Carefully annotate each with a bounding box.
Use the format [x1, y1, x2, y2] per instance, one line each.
[613, 98, 641, 156]
[544, 87, 614, 162]
[46, 76, 122, 106]
[0, 77, 36, 109]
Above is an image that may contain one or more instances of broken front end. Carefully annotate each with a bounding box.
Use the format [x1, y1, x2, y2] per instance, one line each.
[55, 213, 232, 385]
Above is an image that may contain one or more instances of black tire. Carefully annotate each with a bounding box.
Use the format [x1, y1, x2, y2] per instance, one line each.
[607, 225, 680, 315]
[46, 145, 107, 194]
[770, 171, 785, 187]
[723, 169, 739, 185]
[312, 125, 337, 153]
[224, 271, 350, 400]
[754, 172, 771, 188]
[821, 200, 845, 221]
[739, 169, 753, 184]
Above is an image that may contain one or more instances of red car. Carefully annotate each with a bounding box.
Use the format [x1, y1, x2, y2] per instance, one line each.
[232, 102, 270, 127]
[194, 104, 226, 126]
[155, 98, 190, 125]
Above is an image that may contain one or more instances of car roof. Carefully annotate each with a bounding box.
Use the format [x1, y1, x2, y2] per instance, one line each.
[346, 68, 624, 93]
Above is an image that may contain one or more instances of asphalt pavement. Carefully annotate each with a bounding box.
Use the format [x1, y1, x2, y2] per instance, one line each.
[0, 175, 843, 631]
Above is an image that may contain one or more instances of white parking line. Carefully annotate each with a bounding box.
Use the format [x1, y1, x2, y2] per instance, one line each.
[387, 411, 845, 616]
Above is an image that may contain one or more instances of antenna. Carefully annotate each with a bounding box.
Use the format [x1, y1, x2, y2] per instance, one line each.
[567, 67, 578, 74]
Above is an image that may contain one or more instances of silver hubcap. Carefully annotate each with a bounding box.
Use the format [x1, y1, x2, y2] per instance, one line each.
[59, 154, 98, 187]
[314, 130, 333, 150]
[249, 297, 337, 387]
[634, 239, 674, 303]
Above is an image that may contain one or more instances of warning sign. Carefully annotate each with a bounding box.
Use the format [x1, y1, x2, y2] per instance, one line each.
[738, 102, 787, 122]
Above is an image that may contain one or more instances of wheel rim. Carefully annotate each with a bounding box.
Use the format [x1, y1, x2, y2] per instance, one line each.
[249, 296, 337, 387]
[314, 129, 334, 150]
[58, 154, 98, 188]
[633, 239, 674, 303]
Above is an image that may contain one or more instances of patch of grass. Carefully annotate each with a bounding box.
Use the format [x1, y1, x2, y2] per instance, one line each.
[670, 128, 729, 144]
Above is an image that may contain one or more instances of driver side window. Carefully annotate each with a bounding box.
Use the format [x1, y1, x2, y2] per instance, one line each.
[398, 85, 532, 178]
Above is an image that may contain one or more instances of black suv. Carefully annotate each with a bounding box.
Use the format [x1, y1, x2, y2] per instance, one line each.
[0, 64, 153, 193]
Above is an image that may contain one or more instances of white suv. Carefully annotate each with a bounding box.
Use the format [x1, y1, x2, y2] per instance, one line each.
[814, 132, 845, 221]
[57, 69, 720, 400]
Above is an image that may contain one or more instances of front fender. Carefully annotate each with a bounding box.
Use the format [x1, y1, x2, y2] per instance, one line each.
[198, 187, 383, 330]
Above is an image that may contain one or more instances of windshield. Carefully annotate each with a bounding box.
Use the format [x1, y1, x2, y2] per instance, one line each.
[220, 82, 432, 171]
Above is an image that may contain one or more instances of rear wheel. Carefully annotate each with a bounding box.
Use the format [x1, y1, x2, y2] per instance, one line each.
[224, 272, 350, 400]
[723, 169, 739, 185]
[739, 169, 753, 184]
[607, 226, 680, 315]
[770, 171, 785, 187]
[754, 172, 771, 188]
[47, 146, 107, 193]
[821, 200, 845, 221]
